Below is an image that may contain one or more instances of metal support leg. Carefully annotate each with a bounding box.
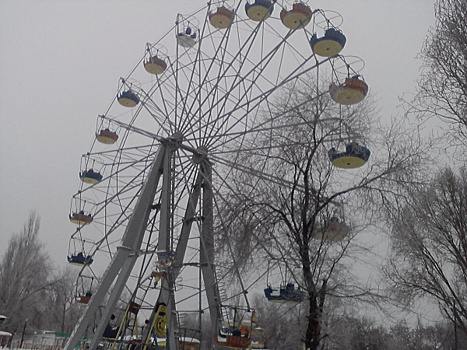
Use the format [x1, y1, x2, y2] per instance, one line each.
[64, 145, 166, 350]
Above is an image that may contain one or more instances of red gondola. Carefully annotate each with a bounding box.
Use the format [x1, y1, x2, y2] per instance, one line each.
[329, 76, 368, 105]
[209, 6, 235, 29]
[96, 128, 118, 144]
[311, 217, 350, 241]
[144, 56, 167, 75]
[280, 3, 312, 30]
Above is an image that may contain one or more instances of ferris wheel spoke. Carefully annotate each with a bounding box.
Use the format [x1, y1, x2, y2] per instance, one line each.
[175, 21, 290, 141]
[196, 60, 330, 153]
[211, 153, 302, 192]
[177, 20, 263, 135]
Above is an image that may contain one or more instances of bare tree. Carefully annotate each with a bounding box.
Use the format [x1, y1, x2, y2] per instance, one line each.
[385, 167, 467, 339]
[0, 212, 56, 333]
[215, 76, 427, 350]
[387, 0, 467, 345]
[408, 0, 467, 145]
[43, 267, 82, 334]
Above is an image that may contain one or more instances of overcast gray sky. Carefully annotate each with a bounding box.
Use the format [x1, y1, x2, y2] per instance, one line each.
[0, 0, 434, 278]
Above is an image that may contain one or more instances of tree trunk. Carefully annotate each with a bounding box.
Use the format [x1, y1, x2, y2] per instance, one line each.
[305, 297, 321, 350]
[302, 245, 322, 350]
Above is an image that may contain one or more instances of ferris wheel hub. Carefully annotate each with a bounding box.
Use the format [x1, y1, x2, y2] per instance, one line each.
[192, 146, 208, 164]
[165, 132, 184, 146]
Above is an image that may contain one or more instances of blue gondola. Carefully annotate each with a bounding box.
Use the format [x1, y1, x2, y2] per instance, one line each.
[117, 90, 140, 107]
[264, 283, 306, 304]
[328, 142, 371, 169]
[80, 169, 103, 184]
[310, 27, 346, 57]
[68, 252, 93, 267]
[245, 0, 274, 21]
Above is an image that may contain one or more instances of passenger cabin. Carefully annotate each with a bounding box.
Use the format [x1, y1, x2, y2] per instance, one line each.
[177, 27, 197, 48]
[76, 291, 92, 305]
[152, 270, 167, 282]
[250, 327, 265, 349]
[69, 211, 93, 225]
[310, 27, 346, 57]
[117, 90, 140, 107]
[214, 334, 252, 349]
[280, 3, 312, 30]
[68, 252, 93, 267]
[80, 169, 103, 184]
[128, 301, 141, 315]
[209, 6, 235, 29]
[144, 56, 167, 75]
[179, 337, 200, 350]
[96, 128, 118, 144]
[328, 142, 371, 169]
[264, 283, 306, 304]
[329, 76, 368, 105]
[311, 217, 350, 241]
[245, 0, 274, 21]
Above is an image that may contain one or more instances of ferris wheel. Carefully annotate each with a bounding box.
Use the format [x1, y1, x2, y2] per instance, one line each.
[65, 1, 369, 349]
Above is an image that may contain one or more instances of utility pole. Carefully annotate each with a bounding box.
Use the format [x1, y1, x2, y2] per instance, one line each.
[20, 319, 28, 348]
